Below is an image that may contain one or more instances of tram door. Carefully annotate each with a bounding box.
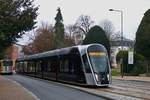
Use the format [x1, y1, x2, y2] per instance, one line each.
[73, 55, 86, 83]
[68, 48, 86, 83]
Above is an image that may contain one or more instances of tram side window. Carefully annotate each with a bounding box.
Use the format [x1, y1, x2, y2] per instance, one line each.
[82, 54, 91, 73]
[68, 60, 75, 74]
[59, 60, 63, 72]
[30, 62, 33, 72]
[36, 62, 41, 72]
[60, 59, 69, 73]
[42, 61, 48, 72]
[30, 62, 32, 72]
[50, 60, 56, 72]
[65, 60, 69, 73]
[47, 61, 51, 72]
[3, 61, 13, 66]
[31, 61, 36, 72]
[28, 61, 31, 72]
[21, 62, 24, 72]
[24, 62, 28, 72]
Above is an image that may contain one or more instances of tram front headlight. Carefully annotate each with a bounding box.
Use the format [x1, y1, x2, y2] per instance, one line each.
[107, 74, 109, 80]
[95, 73, 99, 81]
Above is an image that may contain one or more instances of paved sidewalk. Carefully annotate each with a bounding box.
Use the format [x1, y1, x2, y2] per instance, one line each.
[0, 75, 37, 100]
[112, 76, 150, 82]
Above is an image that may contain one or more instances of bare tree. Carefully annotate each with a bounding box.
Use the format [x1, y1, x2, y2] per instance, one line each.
[65, 24, 84, 45]
[63, 35, 75, 47]
[22, 22, 55, 54]
[75, 15, 94, 34]
[111, 31, 121, 40]
[22, 43, 36, 55]
[34, 22, 54, 52]
[24, 30, 36, 42]
[65, 24, 82, 35]
[65, 24, 77, 38]
[99, 19, 115, 40]
[36, 21, 54, 35]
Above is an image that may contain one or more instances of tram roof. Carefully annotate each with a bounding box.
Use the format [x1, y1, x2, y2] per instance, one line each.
[18, 46, 80, 61]
[17, 44, 104, 61]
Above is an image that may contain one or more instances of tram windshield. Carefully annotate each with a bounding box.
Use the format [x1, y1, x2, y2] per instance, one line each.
[3, 61, 13, 66]
[88, 45, 109, 73]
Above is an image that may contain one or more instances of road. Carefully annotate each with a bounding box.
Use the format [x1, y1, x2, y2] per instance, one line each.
[5, 74, 106, 100]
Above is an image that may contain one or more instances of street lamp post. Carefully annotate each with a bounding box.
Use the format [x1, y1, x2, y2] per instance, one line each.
[109, 9, 124, 78]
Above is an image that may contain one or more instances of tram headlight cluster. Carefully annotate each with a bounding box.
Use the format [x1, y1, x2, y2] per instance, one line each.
[107, 74, 109, 81]
[95, 73, 99, 81]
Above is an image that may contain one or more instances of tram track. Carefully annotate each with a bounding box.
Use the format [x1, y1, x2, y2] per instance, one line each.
[113, 84, 150, 93]
[93, 79, 150, 100]
[97, 86, 150, 100]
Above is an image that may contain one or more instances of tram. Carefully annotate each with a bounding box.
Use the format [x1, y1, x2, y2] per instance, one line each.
[0, 59, 14, 74]
[16, 44, 111, 86]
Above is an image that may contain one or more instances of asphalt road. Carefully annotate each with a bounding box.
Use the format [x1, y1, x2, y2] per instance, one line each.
[5, 74, 106, 100]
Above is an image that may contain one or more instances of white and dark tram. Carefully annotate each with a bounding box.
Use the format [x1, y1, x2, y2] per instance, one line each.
[16, 44, 111, 86]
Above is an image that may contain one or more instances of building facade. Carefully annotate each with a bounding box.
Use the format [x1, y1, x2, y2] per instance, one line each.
[110, 37, 134, 67]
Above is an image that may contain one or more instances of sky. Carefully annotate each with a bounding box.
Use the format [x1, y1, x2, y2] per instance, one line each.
[19, 0, 150, 45]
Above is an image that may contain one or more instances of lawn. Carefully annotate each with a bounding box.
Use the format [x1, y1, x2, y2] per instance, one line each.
[111, 68, 120, 76]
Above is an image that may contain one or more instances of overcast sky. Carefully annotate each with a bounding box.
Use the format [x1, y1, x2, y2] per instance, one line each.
[19, 0, 150, 44]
